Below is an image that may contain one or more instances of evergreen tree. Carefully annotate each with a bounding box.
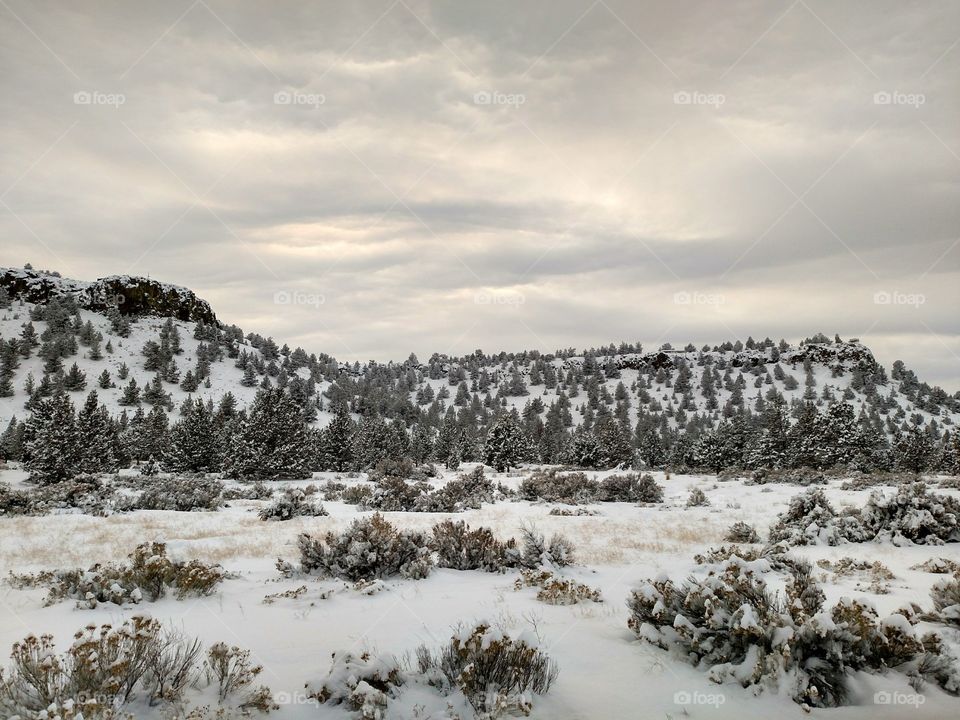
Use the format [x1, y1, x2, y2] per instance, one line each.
[227, 388, 311, 479]
[0, 417, 24, 461]
[595, 417, 635, 468]
[76, 391, 117, 474]
[351, 415, 393, 469]
[62, 362, 87, 391]
[564, 427, 603, 468]
[23, 393, 82, 484]
[484, 412, 526, 471]
[893, 427, 934, 473]
[119, 378, 141, 405]
[320, 405, 355, 471]
[166, 399, 221, 472]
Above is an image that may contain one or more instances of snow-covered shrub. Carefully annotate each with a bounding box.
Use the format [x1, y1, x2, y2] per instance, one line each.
[307, 651, 404, 719]
[911, 557, 960, 574]
[0, 476, 115, 516]
[931, 577, 960, 627]
[319, 480, 346, 500]
[368, 456, 416, 481]
[839, 471, 920, 491]
[817, 557, 895, 594]
[431, 520, 519, 572]
[340, 484, 374, 505]
[627, 556, 956, 707]
[416, 466, 494, 512]
[297, 513, 433, 581]
[0, 483, 34, 516]
[222, 481, 272, 501]
[548, 506, 600, 516]
[725, 521, 760, 543]
[361, 475, 430, 511]
[0, 616, 274, 718]
[257, 488, 328, 521]
[599, 472, 664, 503]
[519, 524, 575, 568]
[767, 487, 865, 546]
[693, 544, 771, 565]
[860, 482, 960, 545]
[417, 623, 558, 717]
[749, 468, 828, 486]
[8, 542, 226, 607]
[205, 642, 275, 712]
[514, 569, 602, 605]
[518, 469, 600, 504]
[117, 476, 224, 512]
[686, 487, 710, 507]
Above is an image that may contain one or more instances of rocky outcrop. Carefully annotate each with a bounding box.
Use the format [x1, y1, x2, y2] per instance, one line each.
[0, 267, 217, 324]
[563, 341, 879, 374]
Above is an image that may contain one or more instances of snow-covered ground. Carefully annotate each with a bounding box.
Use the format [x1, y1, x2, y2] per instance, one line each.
[1, 466, 958, 719]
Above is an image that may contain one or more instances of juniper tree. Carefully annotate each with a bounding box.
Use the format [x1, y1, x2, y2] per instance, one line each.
[565, 427, 603, 468]
[166, 399, 221, 473]
[216, 391, 238, 421]
[893, 426, 934, 473]
[410, 423, 434, 463]
[227, 387, 311, 480]
[319, 404, 355, 471]
[595, 417, 634, 468]
[484, 412, 527, 471]
[118, 377, 140, 405]
[179, 369, 199, 392]
[240, 364, 257, 387]
[352, 415, 393, 469]
[76, 391, 118, 474]
[23, 393, 82, 484]
[62, 363, 87, 391]
[142, 374, 171, 407]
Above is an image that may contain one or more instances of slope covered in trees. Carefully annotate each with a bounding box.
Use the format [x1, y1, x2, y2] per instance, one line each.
[1, 267, 958, 479]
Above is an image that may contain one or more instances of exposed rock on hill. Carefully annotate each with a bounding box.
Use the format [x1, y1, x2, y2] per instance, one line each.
[0, 267, 217, 324]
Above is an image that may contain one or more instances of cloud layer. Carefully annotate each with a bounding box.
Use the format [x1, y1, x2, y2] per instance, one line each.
[1, 0, 958, 386]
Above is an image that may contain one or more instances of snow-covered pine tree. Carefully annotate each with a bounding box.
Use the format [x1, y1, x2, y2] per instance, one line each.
[893, 426, 934, 473]
[484, 412, 527, 472]
[226, 387, 311, 480]
[76, 391, 118, 474]
[166, 398, 221, 473]
[23, 392, 82, 484]
[320, 404, 355, 471]
[594, 417, 634, 468]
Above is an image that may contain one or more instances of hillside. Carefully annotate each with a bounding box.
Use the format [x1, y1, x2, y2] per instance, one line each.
[1, 266, 958, 473]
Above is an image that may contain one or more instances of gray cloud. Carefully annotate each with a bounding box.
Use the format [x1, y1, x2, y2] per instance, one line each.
[1, 0, 958, 386]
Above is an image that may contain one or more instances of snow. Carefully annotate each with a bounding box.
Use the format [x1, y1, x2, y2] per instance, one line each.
[1, 467, 959, 718]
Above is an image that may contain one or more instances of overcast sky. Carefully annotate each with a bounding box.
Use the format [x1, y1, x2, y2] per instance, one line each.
[1, 1, 958, 387]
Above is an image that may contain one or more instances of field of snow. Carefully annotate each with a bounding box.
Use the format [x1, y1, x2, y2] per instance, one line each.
[2, 466, 958, 719]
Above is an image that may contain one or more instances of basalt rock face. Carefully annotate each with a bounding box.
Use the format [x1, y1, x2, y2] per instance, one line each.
[566, 341, 879, 374]
[0, 267, 218, 324]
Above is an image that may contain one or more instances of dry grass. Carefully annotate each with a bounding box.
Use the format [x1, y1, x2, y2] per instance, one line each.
[0, 501, 726, 572]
